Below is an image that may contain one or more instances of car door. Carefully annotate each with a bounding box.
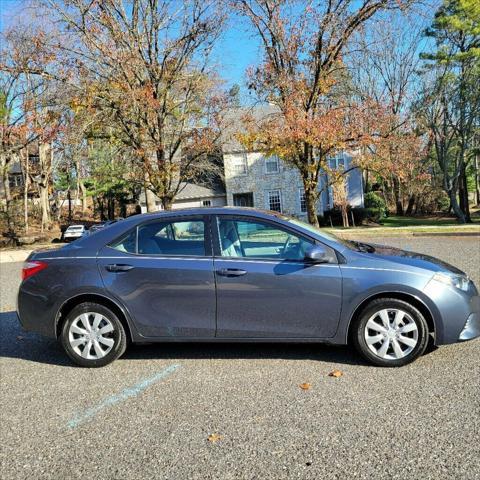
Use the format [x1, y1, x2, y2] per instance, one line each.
[213, 215, 342, 338]
[97, 215, 216, 338]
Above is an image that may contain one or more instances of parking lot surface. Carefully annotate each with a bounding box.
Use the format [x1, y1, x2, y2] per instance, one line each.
[1, 236, 479, 479]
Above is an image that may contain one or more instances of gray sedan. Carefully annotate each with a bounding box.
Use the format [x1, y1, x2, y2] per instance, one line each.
[17, 208, 480, 367]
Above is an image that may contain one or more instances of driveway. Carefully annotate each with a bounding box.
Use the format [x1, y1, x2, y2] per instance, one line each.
[1, 236, 479, 479]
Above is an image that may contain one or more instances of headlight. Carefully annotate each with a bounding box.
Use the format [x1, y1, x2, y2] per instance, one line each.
[432, 272, 470, 292]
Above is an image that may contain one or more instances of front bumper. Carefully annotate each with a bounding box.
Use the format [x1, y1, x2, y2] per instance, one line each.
[423, 279, 480, 344]
[459, 313, 480, 341]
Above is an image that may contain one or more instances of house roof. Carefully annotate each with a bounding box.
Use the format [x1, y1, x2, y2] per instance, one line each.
[176, 182, 225, 200]
[139, 181, 226, 203]
[221, 104, 281, 154]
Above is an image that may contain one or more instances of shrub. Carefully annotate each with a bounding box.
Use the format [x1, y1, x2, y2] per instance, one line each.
[364, 192, 387, 214]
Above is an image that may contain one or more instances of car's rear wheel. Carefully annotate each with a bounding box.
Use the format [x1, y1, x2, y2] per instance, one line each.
[352, 298, 429, 367]
[60, 302, 127, 367]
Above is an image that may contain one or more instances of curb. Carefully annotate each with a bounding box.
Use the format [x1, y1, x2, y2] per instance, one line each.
[337, 231, 480, 238]
[0, 250, 33, 264]
[411, 232, 480, 237]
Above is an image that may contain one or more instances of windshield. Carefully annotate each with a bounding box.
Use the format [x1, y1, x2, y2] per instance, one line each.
[282, 216, 375, 252]
[67, 226, 83, 231]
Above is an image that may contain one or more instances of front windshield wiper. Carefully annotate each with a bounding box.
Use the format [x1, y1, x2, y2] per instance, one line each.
[352, 241, 376, 253]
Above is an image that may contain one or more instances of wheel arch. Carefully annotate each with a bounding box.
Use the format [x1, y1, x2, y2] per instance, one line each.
[347, 292, 436, 343]
[55, 293, 133, 343]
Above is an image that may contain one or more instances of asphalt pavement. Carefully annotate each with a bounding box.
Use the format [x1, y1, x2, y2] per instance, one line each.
[1, 236, 479, 480]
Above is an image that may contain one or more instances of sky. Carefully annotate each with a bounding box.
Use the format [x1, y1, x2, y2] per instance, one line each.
[0, 0, 261, 100]
[0, 0, 438, 104]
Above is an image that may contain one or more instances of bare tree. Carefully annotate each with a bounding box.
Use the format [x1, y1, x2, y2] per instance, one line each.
[28, 0, 229, 210]
[349, 12, 429, 215]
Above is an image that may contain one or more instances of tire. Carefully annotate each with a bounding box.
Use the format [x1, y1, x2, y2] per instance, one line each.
[60, 302, 127, 367]
[352, 298, 429, 367]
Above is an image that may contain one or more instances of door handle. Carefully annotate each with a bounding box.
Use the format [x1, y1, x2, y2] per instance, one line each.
[216, 268, 247, 277]
[105, 264, 134, 272]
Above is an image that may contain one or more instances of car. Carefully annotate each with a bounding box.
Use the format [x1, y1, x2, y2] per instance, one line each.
[87, 223, 105, 234]
[62, 224, 88, 242]
[17, 207, 479, 368]
[89, 219, 123, 234]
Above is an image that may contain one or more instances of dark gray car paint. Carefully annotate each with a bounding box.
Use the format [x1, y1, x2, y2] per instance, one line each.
[17, 207, 480, 347]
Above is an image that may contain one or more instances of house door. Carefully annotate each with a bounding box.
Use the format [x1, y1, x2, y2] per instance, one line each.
[233, 193, 254, 207]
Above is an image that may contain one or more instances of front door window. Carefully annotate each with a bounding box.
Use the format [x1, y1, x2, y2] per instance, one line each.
[217, 218, 314, 261]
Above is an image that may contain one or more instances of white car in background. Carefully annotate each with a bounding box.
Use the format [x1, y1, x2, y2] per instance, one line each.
[63, 225, 88, 242]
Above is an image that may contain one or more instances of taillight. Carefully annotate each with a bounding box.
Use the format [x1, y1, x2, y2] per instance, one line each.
[22, 261, 48, 281]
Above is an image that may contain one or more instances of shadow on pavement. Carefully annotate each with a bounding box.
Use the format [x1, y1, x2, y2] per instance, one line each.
[0, 311, 71, 367]
[3, 310, 437, 368]
[123, 342, 365, 366]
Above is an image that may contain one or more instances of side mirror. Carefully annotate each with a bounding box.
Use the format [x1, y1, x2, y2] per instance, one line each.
[304, 245, 329, 264]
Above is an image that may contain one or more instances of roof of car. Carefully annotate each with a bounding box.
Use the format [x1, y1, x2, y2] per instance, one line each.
[130, 206, 284, 219]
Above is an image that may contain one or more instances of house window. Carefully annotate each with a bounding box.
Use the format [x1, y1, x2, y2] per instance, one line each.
[267, 190, 282, 212]
[8, 175, 23, 188]
[299, 190, 307, 213]
[265, 155, 279, 174]
[328, 153, 346, 170]
[233, 192, 254, 207]
[202, 200, 211, 206]
[232, 153, 248, 175]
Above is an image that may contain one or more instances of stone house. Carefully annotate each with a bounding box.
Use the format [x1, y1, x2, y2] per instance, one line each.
[221, 106, 364, 219]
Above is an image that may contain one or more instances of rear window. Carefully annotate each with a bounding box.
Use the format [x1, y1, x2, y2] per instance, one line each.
[67, 226, 84, 231]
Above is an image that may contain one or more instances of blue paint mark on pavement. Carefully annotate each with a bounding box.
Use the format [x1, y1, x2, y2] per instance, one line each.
[67, 364, 181, 428]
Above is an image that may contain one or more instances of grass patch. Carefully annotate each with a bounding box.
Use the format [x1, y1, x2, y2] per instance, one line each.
[322, 215, 480, 236]
[378, 216, 477, 228]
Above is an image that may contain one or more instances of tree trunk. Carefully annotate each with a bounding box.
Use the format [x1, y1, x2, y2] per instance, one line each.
[449, 189, 466, 224]
[22, 149, 29, 233]
[474, 153, 480, 206]
[458, 165, 471, 222]
[304, 189, 319, 227]
[39, 183, 50, 231]
[79, 179, 87, 215]
[341, 206, 349, 228]
[38, 142, 52, 231]
[144, 187, 156, 212]
[405, 195, 415, 216]
[161, 196, 173, 210]
[107, 197, 115, 219]
[67, 188, 72, 221]
[392, 176, 404, 216]
[0, 153, 14, 233]
[75, 158, 87, 215]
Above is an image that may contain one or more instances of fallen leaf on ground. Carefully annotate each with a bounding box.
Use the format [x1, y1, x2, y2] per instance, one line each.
[328, 369, 343, 378]
[299, 383, 311, 390]
[207, 433, 222, 443]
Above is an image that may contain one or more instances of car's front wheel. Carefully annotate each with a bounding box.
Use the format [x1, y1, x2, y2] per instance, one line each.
[60, 302, 127, 367]
[352, 298, 429, 367]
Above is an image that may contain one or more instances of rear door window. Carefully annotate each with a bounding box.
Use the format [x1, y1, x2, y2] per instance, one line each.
[110, 219, 207, 256]
[138, 220, 206, 256]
